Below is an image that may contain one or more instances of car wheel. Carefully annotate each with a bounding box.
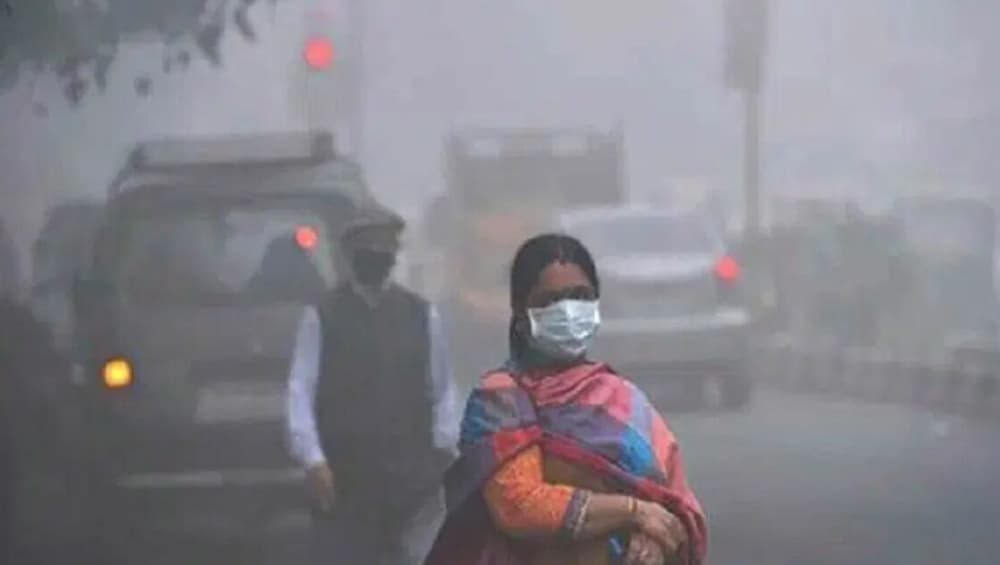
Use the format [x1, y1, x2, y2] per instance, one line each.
[703, 376, 725, 411]
[64, 467, 141, 565]
[721, 371, 753, 410]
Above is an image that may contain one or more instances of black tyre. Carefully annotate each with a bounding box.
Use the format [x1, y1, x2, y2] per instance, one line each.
[721, 371, 753, 410]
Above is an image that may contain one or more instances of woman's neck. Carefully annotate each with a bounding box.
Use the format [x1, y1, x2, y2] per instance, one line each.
[512, 347, 585, 376]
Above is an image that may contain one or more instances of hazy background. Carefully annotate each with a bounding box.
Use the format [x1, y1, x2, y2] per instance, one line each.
[3, 0, 997, 275]
[4, 3, 1000, 564]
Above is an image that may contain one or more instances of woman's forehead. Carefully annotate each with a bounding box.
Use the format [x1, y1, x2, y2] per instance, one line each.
[535, 261, 591, 291]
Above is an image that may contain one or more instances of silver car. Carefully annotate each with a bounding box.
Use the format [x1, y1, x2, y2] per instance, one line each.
[556, 206, 753, 409]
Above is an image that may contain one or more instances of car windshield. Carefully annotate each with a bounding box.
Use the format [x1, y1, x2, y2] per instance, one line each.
[567, 213, 716, 256]
[112, 202, 336, 305]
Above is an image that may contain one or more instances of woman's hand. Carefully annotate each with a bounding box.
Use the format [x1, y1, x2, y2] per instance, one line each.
[626, 531, 667, 565]
[632, 500, 687, 557]
[305, 462, 336, 513]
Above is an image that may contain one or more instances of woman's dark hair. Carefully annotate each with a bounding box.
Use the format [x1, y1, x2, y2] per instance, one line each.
[507, 233, 600, 359]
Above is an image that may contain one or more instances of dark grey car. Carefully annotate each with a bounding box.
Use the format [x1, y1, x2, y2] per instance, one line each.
[69, 131, 379, 559]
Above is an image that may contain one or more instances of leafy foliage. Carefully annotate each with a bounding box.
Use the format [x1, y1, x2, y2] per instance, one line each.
[0, 0, 282, 105]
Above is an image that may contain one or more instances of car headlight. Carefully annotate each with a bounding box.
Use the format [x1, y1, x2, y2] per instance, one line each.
[102, 357, 134, 389]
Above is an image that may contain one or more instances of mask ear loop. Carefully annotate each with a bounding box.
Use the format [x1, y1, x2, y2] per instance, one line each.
[525, 309, 540, 338]
[589, 300, 602, 327]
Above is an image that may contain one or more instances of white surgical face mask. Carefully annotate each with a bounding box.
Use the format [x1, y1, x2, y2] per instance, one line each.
[527, 299, 601, 361]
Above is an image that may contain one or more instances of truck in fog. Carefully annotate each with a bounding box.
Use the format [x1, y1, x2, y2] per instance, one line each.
[421, 127, 626, 383]
[762, 192, 1000, 372]
[762, 197, 904, 348]
[67, 130, 379, 560]
[885, 195, 999, 365]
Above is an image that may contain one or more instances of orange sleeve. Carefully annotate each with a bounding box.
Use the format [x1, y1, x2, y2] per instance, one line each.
[482, 445, 580, 537]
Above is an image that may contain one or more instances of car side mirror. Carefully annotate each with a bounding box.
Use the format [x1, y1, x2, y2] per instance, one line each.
[30, 277, 63, 298]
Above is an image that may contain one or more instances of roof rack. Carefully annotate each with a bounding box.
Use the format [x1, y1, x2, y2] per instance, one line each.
[107, 131, 339, 197]
[129, 130, 335, 170]
[450, 126, 621, 158]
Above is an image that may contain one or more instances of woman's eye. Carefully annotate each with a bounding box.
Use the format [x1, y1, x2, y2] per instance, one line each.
[538, 294, 561, 307]
[566, 287, 596, 301]
[534, 286, 595, 305]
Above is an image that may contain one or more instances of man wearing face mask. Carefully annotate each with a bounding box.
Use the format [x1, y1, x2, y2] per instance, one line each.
[286, 205, 460, 565]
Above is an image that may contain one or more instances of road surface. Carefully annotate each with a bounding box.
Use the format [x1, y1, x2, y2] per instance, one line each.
[15, 389, 1000, 564]
[661, 390, 1000, 565]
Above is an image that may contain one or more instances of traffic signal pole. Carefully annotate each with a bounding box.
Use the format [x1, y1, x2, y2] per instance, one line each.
[299, 0, 365, 162]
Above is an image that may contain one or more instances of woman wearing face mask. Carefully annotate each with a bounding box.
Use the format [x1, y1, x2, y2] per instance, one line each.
[424, 234, 707, 565]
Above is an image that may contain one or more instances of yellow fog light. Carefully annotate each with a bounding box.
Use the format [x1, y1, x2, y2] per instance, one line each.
[102, 358, 133, 389]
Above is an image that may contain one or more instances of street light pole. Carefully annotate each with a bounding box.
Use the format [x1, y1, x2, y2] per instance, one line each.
[744, 87, 762, 240]
[725, 0, 769, 314]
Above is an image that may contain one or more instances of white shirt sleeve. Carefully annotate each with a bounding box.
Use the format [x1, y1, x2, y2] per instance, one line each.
[286, 306, 327, 468]
[427, 304, 461, 454]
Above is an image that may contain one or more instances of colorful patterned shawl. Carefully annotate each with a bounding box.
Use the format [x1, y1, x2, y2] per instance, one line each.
[424, 361, 708, 564]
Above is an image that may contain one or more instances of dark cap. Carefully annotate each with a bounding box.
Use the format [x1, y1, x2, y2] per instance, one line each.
[341, 200, 406, 250]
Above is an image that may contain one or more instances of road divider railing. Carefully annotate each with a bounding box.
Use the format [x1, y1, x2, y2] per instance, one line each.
[751, 340, 1000, 421]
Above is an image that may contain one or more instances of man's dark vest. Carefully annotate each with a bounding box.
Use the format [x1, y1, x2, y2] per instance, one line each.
[314, 283, 435, 485]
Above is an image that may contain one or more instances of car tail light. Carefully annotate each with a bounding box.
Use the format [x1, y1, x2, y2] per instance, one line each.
[715, 255, 741, 283]
[295, 225, 319, 250]
[102, 357, 133, 389]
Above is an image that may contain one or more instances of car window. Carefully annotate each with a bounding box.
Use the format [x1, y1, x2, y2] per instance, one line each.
[111, 202, 335, 305]
[567, 213, 716, 256]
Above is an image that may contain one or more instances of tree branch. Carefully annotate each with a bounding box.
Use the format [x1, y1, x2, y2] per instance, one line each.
[0, 0, 282, 105]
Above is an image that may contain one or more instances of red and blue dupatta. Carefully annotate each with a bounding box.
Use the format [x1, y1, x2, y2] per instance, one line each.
[424, 361, 708, 564]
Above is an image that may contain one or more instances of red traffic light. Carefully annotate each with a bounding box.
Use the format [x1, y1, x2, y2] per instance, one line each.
[303, 36, 335, 70]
